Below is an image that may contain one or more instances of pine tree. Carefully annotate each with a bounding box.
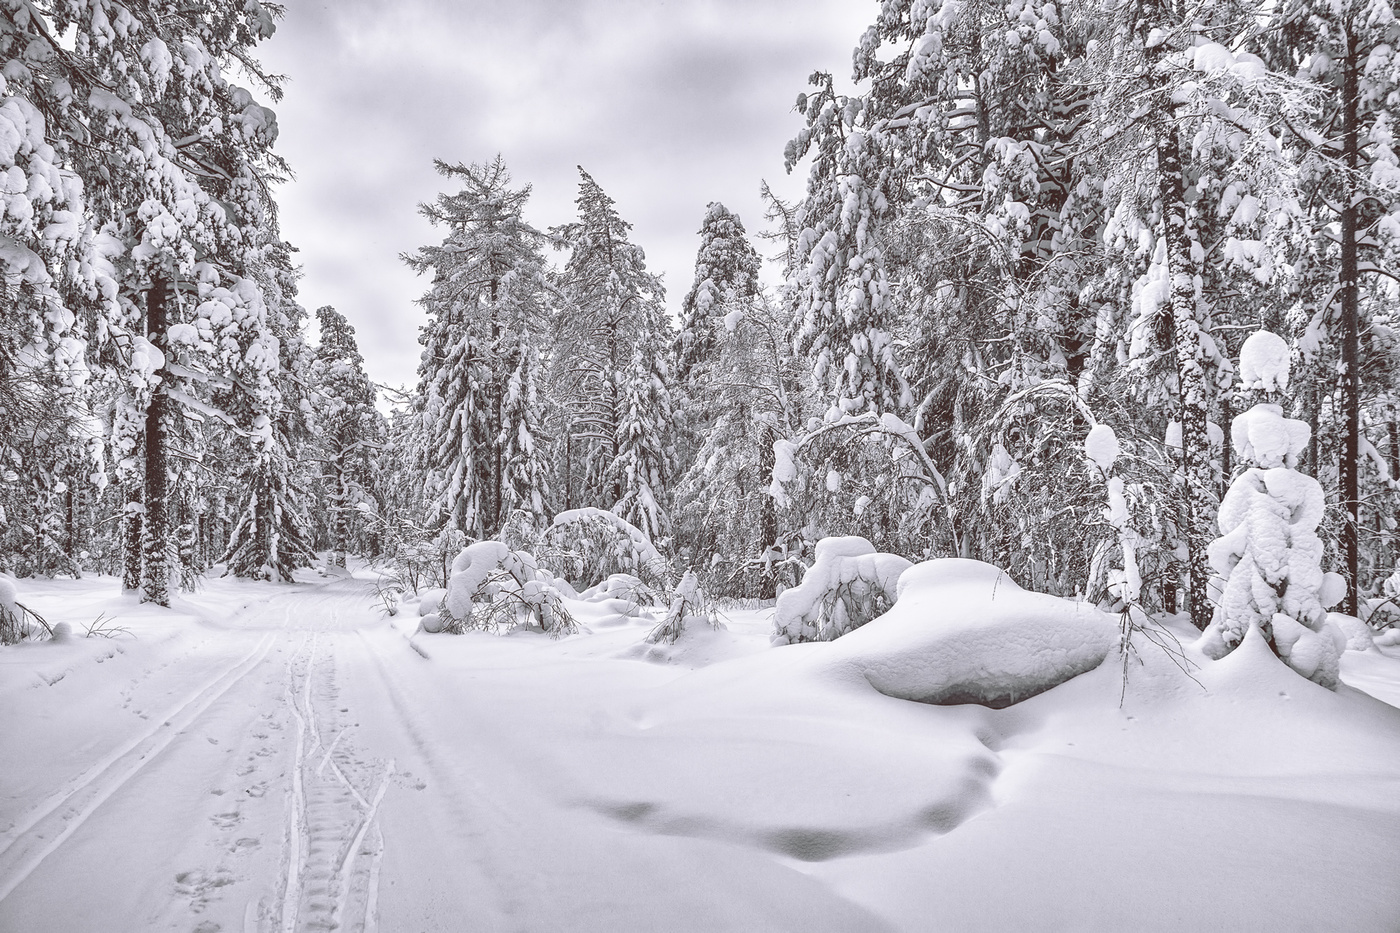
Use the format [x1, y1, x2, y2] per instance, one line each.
[2, 0, 290, 603]
[549, 166, 675, 538]
[310, 306, 382, 568]
[222, 250, 317, 582]
[1262, 0, 1400, 613]
[675, 202, 760, 384]
[405, 156, 550, 540]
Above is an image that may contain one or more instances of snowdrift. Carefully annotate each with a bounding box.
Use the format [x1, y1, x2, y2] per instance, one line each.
[824, 558, 1118, 708]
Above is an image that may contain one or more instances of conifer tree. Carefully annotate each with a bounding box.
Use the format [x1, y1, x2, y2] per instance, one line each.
[550, 167, 675, 540]
[310, 306, 382, 567]
[675, 202, 760, 384]
[405, 156, 550, 540]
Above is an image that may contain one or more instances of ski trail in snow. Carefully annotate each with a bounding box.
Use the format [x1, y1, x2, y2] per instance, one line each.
[335, 759, 395, 924]
[364, 822, 385, 933]
[0, 630, 278, 857]
[0, 630, 281, 905]
[279, 635, 311, 933]
[316, 727, 347, 778]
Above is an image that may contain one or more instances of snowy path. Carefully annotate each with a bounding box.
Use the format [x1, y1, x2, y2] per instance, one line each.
[3, 572, 1400, 932]
[0, 577, 886, 932]
[0, 579, 409, 932]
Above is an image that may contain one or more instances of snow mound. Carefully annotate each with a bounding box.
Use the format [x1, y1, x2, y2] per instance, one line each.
[1329, 612, 1376, 652]
[771, 536, 912, 644]
[417, 588, 445, 616]
[1084, 423, 1119, 472]
[0, 576, 27, 642]
[826, 558, 1117, 708]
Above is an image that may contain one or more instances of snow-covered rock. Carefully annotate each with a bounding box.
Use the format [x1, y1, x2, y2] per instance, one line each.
[826, 558, 1117, 708]
[771, 536, 911, 645]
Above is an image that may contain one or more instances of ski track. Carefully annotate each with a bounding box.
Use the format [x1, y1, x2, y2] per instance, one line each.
[272, 584, 396, 933]
[0, 578, 403, 933]
[0, 629, 280, 905]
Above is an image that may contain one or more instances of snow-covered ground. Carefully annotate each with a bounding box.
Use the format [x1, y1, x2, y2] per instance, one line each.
[2, 566, 1399, 932]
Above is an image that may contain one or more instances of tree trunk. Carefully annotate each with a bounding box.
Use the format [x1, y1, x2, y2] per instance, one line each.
[1339, 29, 1361, 616]
[1158, 124, 1215, 630]
[141, 275, 171, 606]
[122, 474, 142, 592]
[331, 459, 348, 568]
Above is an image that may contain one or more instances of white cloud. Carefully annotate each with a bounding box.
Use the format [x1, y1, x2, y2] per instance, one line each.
[259, 0, 870, 390]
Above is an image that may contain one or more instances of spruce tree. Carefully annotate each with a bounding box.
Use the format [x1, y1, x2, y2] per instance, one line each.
[550, 167, 676, 541]
[310, 306, 383, 567]
[675, 202, 760, 385]
[405, 156, 550, 540]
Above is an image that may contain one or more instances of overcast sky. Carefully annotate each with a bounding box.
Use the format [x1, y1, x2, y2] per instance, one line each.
[257, 0, 872, 391]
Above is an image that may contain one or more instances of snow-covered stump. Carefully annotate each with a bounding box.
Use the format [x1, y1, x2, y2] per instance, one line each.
[771, 536, 912, 644]
[1200, 331, 1344, 689]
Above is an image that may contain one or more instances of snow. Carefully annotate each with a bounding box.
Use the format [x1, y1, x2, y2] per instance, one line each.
[1237, 328, 1291, 394]
[1, 567, 1399, 931]
[772, 536, 912, 644]
[1083, 423, 1118, 472]
[824, 559, 1118, 707]
[1203, 351, 1339, 688]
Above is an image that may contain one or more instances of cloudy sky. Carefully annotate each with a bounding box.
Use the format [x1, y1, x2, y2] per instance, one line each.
[257, 0, 872, 391]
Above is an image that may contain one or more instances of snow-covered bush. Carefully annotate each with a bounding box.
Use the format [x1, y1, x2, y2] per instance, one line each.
[647, 570, 720, 645]
[1083, 424, 1142, 609]
[771, 536, 912, 645]
[0, 577, 24, 645]
[1200, 331, 1342, 689]
[577, 573, 666, 609]
[439, 542, 576, 637]
[540, 508, 672, 593]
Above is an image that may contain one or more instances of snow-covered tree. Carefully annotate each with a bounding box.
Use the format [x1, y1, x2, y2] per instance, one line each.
[674, 202, 760, 384]
[1202, 331, 1343, 688]
[674, 292, 811, 597]
[309, 305, 382, 567]
[405, 156, 551, 540]
[549, 167, 675, 537]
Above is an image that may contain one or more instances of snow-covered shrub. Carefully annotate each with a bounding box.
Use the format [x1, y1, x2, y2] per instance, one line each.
[439, 541, 576, 637]
[1083, 424, 1142, 609]
[768, 413, 953, 567]
[540, 508, 672, 593]
[578, 573, 666, 609]
[0, 577, 24, 644]
[647, 570, 720, 644]
[771, 536, 912, 645]
[1200, 331, 1342, 689]
[1328, 613, 1377, 653]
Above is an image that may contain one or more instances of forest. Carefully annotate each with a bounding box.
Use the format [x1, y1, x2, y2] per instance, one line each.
[4, 0, 1400, 651]
[3, 1, 1400, 931]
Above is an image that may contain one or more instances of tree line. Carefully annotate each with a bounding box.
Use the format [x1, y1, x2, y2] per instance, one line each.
[3, 0, 1399, 640]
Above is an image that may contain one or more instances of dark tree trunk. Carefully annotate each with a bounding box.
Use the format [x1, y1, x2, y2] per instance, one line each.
[1339, 30, 1361, 616]
[141, 276, 171, 606]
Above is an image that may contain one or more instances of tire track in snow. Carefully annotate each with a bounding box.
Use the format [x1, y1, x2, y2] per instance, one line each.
[0, 629, 281, 905]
